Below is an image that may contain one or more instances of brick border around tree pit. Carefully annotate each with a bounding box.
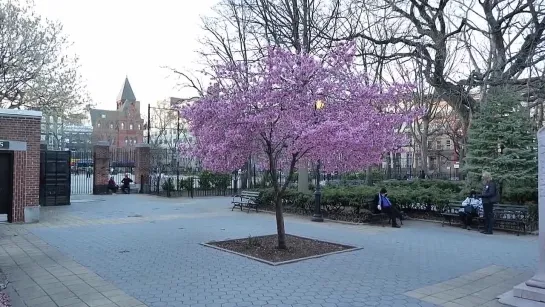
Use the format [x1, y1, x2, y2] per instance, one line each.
[201, 234, 363, 266]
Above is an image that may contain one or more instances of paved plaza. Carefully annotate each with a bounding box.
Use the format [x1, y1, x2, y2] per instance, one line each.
[0, 194, 539, 307]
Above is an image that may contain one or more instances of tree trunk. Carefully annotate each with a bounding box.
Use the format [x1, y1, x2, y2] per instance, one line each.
[365, 165, 372, 186]
[297, 162, 309, 193]
[420, 117, 430, 176]
[536, 99, 544, 130]
[247, 156, 253, 188]
[386, 153, 392, 179]
[275, 193, 287, 249]
[241, 161, 248, 189]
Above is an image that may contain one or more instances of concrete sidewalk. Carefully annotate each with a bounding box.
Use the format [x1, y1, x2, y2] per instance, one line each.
[0, 194, 539, 307]
[0, 226, 145, 307]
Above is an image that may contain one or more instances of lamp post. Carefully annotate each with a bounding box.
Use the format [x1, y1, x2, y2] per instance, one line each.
[312, 100, 325, 222]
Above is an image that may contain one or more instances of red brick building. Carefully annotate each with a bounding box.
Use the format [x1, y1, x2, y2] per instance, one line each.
[0, 109, 41, 223]
[90, 77, 144, 148]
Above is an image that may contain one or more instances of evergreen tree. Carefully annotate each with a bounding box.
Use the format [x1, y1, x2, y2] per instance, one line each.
[464, 87, 537, 202]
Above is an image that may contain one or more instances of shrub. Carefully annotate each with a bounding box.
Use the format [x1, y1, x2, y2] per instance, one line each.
[255, 180, 461, 216]
[254, 179, 538, 224]
[199, 171, 213, 190]
[179, 177, 194, 191]
[211, 172, 231, 190]
[162, 179, 175, 191]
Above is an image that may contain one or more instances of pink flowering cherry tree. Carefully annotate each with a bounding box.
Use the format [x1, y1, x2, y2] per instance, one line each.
[180, 42, 416, 249]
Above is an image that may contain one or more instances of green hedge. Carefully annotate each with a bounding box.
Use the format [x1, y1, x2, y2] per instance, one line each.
[254, 179, 537, 223]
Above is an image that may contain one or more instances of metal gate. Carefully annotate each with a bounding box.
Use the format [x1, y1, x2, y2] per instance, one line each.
[40, 150, 71, 206]
[110, 148, 135, 187]
[71, 150, 94, 194]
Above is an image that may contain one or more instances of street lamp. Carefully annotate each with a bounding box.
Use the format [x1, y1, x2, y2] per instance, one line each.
[312, 100, 325, 222]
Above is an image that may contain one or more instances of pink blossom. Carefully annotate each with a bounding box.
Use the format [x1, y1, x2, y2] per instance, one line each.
[179, 41, 417, 174]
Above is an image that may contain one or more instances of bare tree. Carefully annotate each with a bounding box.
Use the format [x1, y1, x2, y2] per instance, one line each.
[389, 59, 444, 176]
[332, 0, 545, 162]
[0, 1, 91, 117]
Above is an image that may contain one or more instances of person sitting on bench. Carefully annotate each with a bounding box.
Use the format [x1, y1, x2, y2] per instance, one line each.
[458, 190, 482, 230]
[377, 188, 403, 228]
[107, 176, 118, 194]
[121, 174, 133, 194]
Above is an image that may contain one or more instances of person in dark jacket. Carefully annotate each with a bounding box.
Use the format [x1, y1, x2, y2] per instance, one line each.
[107, 176, 118, 194]
[478, 171, 499, 235]
[121, 174, 133, 194]
[375, 188, 403, 228]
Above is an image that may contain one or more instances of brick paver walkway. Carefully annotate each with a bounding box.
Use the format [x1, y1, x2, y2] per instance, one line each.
[0, 194, 538, 307]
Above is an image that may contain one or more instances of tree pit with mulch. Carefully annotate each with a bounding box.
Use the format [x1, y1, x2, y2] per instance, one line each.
[206, 234, 359, 264]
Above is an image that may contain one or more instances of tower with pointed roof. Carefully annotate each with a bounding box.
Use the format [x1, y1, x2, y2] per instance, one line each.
[90, 77, 144, 148]
[117, 77, 137, 109]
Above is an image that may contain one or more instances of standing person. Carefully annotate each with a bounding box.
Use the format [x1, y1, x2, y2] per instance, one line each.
[478, 171, 499, 235]
[376, 188, 403, 228]
[121, 174, 133, 194]
[458, 190, 482, 230]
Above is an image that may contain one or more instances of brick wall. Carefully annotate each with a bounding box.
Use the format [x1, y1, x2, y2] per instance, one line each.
[93, 142, 110, 194]
[135, 144, 150, 187]
[0, 111, 41, 222]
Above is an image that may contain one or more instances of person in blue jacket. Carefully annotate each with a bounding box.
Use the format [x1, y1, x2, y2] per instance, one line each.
[376, 188, 402, 228]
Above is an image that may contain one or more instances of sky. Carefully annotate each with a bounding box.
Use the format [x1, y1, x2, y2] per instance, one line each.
[34, 0, 217, 114]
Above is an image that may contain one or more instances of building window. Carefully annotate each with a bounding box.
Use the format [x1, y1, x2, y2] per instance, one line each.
[436, 140, 442, 150]
[138, 124, 141, 130]
[429, 156, 437, 169]
[101, 114, 106, 119]
[97, 122, 101, 128]
[125, 137, 128, 144]
[110, 123, 114, 129]
[446, 139, 452, 149]
[121, 123, 125, 130]
[427, 140, 432, 149]
[129, 124, 133, 130]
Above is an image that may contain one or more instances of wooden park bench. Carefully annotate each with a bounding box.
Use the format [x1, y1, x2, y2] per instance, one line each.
[231, 190, 261, 213]
[482, 204, 529, 236]
[442, 202, 530, 236]
[441, 201, 465, 227]
[365, 198, 403, 227]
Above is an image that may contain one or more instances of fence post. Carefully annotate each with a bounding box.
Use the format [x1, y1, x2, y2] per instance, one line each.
[191, 177, 194, 198]
[93, 141, 110, 195]
[140, 174, 144, 194]
[135, 143, 151, 189]
[233, 171, 238, 195]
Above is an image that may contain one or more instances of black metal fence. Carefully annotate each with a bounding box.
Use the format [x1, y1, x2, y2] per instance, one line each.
[70, 150, 94, 194]
[148, 174, 237, 198]
[109, 148, 135, 184]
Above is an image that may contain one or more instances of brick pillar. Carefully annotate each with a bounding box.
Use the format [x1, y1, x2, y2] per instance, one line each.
[135, 144, 150, 192]
[93, 141, 110, 195]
